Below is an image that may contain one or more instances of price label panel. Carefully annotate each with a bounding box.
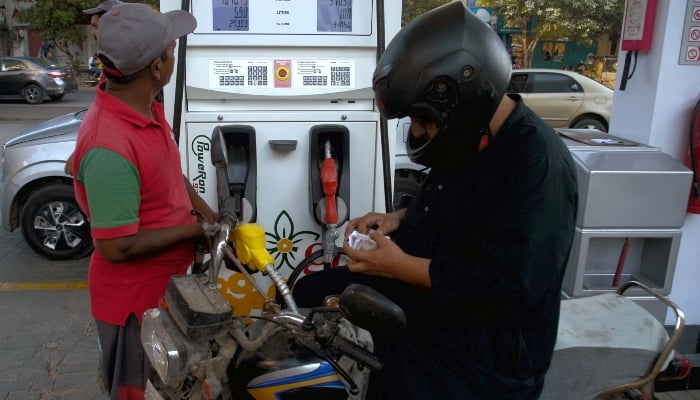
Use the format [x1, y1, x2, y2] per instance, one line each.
[208, 59, 356, 90]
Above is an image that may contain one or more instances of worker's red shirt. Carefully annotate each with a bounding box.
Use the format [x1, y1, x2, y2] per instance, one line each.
[73, 81, 196, 325]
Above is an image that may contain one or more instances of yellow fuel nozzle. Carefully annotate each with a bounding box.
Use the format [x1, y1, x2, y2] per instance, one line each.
[230, 223, 274, 273]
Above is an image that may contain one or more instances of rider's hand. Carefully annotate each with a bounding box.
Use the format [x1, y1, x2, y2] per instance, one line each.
[343, 209, 406, 238]
[342, 230, 432, 288]
[343, 230, 403, 277]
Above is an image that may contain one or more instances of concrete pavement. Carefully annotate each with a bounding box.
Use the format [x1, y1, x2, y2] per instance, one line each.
[0, 86, 101, 400]
[0, 85, 95, 122]
[0, 228, 101, 400]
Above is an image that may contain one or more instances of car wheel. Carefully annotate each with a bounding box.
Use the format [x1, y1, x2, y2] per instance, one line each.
[22, 83, 45, 105]
[393, 169, 426, 210]
[49, 94, 65, 101]
[572, 118, 607, 132]
[20, 184, 93, 260]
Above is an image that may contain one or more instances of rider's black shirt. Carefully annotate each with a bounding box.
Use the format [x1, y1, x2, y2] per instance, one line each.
[295, 95, 578, 400]
[383, 95, 578, 399]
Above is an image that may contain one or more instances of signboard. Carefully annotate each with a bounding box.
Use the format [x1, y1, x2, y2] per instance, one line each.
[679, 0, 700, 65]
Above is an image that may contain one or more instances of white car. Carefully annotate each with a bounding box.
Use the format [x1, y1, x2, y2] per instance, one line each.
[508, 68, 613, 132]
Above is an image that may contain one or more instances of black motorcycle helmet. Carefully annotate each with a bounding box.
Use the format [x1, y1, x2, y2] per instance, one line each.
[373, 2, 512, 168]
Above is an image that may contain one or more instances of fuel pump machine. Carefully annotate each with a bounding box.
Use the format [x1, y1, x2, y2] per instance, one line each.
[159, 0, 402, 315]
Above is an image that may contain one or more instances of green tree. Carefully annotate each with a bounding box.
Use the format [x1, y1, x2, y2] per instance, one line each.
[478, 0, 624, 68]
[402, 0, 448, 25]
[17, 0, 159, 72]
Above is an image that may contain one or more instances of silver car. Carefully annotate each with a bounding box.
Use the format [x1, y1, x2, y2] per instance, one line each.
[0, 110, 92, 260]
[0, 57, 79, 104]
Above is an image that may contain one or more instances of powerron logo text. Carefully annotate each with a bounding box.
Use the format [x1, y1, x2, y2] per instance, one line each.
[191, 135, 211, 194]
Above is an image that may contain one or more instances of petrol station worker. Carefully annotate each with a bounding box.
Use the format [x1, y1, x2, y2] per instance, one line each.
[293, 3, 578, 400]
[71, 4, 214, 399]
[64, 0, 122, 175]
[84, 0, 122, 40]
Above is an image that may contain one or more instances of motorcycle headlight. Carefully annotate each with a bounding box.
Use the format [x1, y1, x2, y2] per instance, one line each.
[141, 308, 206, 387]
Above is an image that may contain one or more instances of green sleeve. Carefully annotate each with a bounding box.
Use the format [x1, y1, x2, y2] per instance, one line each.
[77, 148, 141, 229]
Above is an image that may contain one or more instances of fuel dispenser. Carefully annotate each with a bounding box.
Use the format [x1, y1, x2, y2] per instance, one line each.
[159, 0, 402, 315]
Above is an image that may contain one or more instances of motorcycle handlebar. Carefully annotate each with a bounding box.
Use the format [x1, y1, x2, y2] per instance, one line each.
[202, 218, 385, 370]
[332, 335, 383, 371]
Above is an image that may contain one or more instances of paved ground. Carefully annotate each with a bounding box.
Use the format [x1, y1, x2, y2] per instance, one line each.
[0, 229, 100, 400]
[0, 85, 95, 122]
[0, 87, 103, 400]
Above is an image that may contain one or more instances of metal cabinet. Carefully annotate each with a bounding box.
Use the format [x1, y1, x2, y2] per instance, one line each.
[557, 129, 693, 321]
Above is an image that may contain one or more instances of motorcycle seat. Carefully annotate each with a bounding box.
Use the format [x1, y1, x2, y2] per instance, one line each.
[541, 293, 672, 400]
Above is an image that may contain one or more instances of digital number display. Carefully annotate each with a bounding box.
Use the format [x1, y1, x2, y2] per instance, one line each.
[317, 0, 352, 32]
[212, 0, 249, 32]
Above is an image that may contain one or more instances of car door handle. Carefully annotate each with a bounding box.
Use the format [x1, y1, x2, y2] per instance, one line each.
[566, 96, 581, 102]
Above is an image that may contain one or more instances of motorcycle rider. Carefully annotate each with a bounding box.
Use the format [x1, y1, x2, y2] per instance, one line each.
[294, 2, 578, 399]
[88, 52, 101, 77]
[72, 4, 215, 399]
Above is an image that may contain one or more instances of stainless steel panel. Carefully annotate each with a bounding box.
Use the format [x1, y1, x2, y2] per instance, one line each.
[562, 228, 681, 297]
[572, 151, 692, 228]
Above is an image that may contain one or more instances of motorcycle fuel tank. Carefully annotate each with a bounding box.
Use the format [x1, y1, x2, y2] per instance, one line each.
[229, 325, 347, 400]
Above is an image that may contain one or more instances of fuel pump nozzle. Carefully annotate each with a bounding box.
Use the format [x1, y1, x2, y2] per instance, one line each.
[321, 140, 339, 268]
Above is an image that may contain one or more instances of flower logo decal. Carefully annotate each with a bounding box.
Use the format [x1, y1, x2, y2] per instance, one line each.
[266, 210, 319, 271]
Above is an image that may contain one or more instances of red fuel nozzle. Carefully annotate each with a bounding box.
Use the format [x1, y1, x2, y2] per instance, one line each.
[321, 157, 338, 224]
[321, 140, 338, 225]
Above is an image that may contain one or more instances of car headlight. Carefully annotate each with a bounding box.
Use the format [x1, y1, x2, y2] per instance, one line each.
[141, 308, 207, 387]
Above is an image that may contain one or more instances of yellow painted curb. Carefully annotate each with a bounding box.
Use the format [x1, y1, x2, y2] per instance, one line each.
[0, 281, 88, 291]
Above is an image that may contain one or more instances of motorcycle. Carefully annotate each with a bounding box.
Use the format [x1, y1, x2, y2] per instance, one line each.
[142, 220, 405, 400]
[140, 130, 690, 400]
[79, 70, 100, 87]
[140, 130, 406, 400]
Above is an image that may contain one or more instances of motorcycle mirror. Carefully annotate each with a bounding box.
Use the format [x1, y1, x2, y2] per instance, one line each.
[210, 127, 229, 168]
[338, 284, 406, 337]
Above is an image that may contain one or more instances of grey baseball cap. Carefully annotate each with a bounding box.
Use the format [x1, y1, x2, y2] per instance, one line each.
[82, 0, 123, 15]
[97, 3, 196, 76]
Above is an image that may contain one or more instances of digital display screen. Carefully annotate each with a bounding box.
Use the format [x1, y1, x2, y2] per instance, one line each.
[317, 0, 353, 32]
[212, 0, 250, 32]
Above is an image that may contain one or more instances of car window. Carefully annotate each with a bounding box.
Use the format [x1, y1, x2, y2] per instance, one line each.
[508, 73, 529, 93]
[530, 73, 582, 94]
[31, 57, 60, 68]
[4, 60, 28, 72]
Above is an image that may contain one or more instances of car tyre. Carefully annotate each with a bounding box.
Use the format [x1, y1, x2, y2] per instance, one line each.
[49, 94, 65, 101]
[20, 184, 93, 260]
[22, 83, 45, 105]
[572, 117, 607, 132]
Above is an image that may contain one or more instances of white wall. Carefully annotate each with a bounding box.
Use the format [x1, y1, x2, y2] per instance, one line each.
[610, 0, 700, 325]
